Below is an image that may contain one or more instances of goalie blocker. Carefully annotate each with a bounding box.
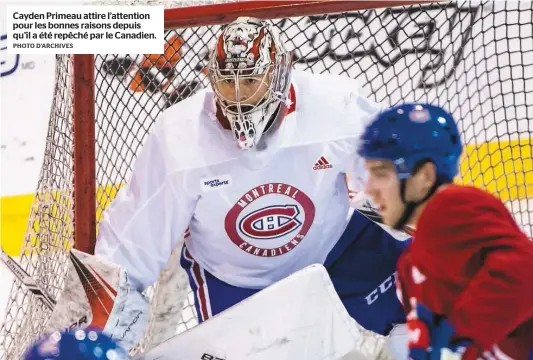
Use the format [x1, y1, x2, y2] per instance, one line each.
[181, 208, 410, 337]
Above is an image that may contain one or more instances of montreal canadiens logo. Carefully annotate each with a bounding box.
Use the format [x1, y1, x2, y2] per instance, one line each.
[225, 183, 315, 257]
[239, 205, 302, 239]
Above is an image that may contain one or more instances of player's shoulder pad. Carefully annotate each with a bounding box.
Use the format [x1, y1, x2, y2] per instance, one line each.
[432, 184, 501, 208]
[422, 185, 471, 215]
[418, 184, 511, 238]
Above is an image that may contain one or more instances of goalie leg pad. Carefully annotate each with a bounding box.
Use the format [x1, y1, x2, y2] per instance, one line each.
[137, 264, 381, 360]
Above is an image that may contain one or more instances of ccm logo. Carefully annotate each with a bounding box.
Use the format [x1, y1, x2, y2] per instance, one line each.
[365, 272, 396, 305]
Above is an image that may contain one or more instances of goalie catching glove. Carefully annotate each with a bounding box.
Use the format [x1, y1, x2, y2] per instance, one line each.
[48, 249, 151, 354]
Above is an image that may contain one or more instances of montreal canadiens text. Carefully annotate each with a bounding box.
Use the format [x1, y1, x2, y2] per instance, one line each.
[236, 183, 304, 257]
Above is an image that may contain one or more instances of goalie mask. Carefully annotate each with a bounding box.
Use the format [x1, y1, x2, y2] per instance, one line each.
[208, 17, 293, 149]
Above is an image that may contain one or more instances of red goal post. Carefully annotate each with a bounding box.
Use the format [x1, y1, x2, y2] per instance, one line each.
[1, 0, 532, 359]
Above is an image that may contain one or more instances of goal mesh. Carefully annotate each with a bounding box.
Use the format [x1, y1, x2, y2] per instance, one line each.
[1, 1, 532, 359]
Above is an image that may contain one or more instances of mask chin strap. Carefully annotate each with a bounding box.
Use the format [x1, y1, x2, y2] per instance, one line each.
[263, 103, 281, 132]
[392, 175, 442, 231]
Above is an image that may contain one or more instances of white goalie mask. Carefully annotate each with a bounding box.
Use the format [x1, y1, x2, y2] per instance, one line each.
[208, 17, 293, 150]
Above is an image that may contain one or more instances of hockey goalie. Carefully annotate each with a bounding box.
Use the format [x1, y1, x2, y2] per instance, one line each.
[29, 16, 415, 359]
[357, 103, 533, 359]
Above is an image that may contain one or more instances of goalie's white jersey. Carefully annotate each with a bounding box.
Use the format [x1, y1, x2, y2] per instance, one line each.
[95, 70, 383, 291]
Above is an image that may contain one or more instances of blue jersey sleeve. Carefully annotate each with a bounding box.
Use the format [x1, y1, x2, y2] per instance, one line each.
[325, 209, 411, 335]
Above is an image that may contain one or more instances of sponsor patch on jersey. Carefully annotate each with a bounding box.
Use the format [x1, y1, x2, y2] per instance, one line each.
[225, 183, 316, 257]
[201, 175, 232, 192]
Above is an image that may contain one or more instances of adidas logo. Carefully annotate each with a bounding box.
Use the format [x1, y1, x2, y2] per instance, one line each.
[313, 156, 333, 170]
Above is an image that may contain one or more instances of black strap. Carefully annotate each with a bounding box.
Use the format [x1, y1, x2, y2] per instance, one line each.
[392, 177, 442, 231]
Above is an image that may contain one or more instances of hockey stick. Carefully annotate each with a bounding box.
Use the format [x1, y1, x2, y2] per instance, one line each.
[1, 249, 113, 318]
[1, 249, 57, 311]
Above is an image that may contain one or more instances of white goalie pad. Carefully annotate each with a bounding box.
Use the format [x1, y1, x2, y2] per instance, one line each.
[137, 264, 388, 360]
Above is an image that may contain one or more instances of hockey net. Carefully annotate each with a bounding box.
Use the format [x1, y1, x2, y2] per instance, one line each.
[1, 0, 532, 359]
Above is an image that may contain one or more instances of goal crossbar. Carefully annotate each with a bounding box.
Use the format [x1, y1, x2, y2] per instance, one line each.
[163, 0, 435, 29]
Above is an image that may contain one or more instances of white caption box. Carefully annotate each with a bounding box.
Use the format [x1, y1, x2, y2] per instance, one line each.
[6, 5, 164, 55]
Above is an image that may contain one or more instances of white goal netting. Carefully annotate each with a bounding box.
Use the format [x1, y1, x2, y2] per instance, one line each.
[1, 1, 531, 359]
